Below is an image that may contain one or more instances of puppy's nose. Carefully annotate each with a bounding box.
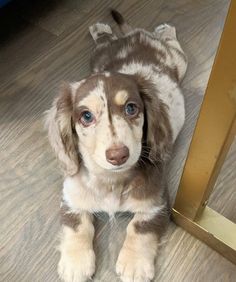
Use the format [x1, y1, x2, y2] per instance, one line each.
[106, 145, 129, 166]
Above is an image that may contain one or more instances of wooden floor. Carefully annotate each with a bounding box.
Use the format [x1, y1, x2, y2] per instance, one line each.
[0, 0, 235, 281]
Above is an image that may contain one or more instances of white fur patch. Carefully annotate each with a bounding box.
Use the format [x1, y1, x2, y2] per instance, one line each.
[89, 23, 117, 42]
[116, 45, 133, 59]
[154, 23, 176, 39]
[62, 172, 162, 216]
[89, 23, 112, 41]
[78, 80, 106, 113]
[104, 72, 111, 77]
[154, 23, 171, 33]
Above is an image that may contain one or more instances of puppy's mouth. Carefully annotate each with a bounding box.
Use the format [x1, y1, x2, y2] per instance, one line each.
[109, 165, 132, 173]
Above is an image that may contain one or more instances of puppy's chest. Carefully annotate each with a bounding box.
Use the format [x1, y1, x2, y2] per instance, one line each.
[63, 175, 149, 215]
[100, 187, 123, 215]
[63, 176, 125, 214]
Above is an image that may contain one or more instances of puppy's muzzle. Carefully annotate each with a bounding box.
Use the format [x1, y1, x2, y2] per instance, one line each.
[106, 145, 129, 166]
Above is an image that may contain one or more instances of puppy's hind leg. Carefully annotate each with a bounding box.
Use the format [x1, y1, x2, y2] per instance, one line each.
[89, 23, 117, 45]
[154, 24, 187, 81]
[154, 23, 177, 40]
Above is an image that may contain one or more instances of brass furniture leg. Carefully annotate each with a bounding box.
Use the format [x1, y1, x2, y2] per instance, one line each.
[173, 0, 236, 264]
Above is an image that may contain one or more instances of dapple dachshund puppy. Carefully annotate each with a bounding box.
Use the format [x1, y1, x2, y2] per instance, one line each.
[46, 10, 187, 282]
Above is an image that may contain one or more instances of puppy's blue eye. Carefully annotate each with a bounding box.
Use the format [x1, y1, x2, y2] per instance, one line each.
[80, 111, 95, 126]
[125, 102, 139, 117]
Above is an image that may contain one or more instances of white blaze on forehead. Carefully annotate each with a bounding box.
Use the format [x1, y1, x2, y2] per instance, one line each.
[114, 90, 129, 106]
[78, 80, 106, 113]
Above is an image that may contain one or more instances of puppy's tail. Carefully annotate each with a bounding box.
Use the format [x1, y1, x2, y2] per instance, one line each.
[111, 9, 132, 34]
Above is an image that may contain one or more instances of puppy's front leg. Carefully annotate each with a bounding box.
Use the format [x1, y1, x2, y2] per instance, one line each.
[116, 209, 169, 282]
[58, 207, 95, 282]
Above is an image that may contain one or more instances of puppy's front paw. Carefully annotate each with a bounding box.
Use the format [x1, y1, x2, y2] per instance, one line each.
[58, 248, 95, 282]
[116, 247, 155, 282]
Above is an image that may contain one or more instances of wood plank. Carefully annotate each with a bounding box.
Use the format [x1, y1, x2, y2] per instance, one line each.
[0, 4, 57, 88]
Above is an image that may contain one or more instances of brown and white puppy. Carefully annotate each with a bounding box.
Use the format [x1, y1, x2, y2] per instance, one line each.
[46, 10, 187, 282]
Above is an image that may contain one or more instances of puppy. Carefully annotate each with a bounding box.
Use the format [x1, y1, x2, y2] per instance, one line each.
[46, 10, 187, 282]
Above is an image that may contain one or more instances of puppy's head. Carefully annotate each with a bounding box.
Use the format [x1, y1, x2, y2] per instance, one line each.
[46, 73, 172, 176]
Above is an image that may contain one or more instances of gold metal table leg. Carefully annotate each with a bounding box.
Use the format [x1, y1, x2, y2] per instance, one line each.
[173, 0, 236, 264]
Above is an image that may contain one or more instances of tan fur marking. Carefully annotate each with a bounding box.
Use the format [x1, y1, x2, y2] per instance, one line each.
[114, 90, 129, 106]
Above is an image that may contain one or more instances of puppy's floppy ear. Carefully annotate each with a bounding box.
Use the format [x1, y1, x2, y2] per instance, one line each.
[136, 76, 173, 163]
[45, 82, 79, 176]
